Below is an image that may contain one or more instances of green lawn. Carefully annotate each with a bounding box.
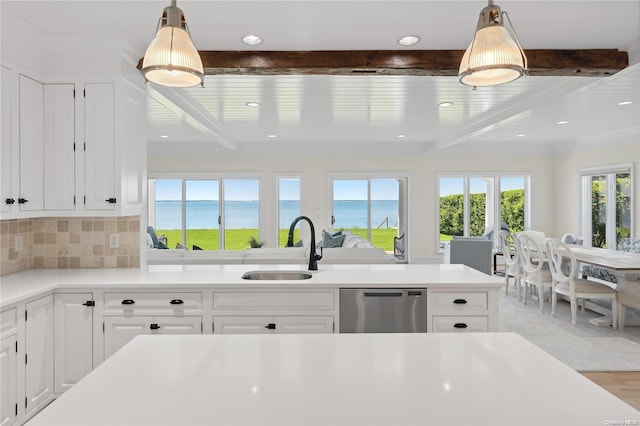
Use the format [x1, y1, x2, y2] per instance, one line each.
[156, 228, 400, 251]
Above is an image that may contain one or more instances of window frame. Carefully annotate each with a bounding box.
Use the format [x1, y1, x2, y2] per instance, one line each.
[275, 173, 303, 248]
[148, 172, 263, 250]
[436, 173, 531, 252]
[327, 172, 410, 255]
[580, 163, 634, 249]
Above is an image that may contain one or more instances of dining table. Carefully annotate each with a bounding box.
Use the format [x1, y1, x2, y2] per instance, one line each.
[568, 244, 640, 329]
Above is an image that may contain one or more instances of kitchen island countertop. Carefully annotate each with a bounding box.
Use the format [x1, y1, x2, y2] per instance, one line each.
[27, 332, 640, 426]
[0, 263, 503, 309]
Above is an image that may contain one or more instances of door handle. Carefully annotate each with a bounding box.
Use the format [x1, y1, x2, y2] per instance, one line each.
[265, 323, 276, 330]
[453, 323, 468, 329]
[5, 198, 15, 205]
[105, 197, 117, 204]
[453, 299, 468, 304]
[82, 301, 95, 307]
[331, 215, 335, 225]
[17, 198, 28, 204]
[150, 324, 160, 330]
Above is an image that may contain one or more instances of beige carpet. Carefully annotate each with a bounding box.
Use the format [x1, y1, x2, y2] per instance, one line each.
[499, 287, 640, 371]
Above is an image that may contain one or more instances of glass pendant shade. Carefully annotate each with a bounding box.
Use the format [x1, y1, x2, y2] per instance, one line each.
[458, 2, 527, 87]
[141, 1, 204, 88]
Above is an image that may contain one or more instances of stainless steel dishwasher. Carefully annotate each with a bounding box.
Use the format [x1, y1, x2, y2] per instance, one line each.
[339, 289, 427, 333]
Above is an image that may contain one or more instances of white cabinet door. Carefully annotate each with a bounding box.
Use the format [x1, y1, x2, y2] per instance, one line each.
[104, 316, 202, 359]
[104, 316, 150, 359]
[84, 83, 115, 211]
[0, 335, 17, 426]
[18, 75, 44, 212]
[153, 317, 202, 335]
[54, 293, 93, 394]
[25, 295, 54, 417]
[1, 66, 14, 213]
[44, 84, 75, 211]
[276, 316, 334, 334]
[213, 316, 273, 334]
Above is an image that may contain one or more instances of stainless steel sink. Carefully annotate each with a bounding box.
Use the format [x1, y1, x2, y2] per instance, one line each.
[241, 271, 313, 280]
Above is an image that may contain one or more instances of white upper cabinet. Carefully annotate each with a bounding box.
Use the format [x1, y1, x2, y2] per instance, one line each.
[84, 83, 116, 211]
[18, 74, 44, 212]
[1, 66, 14, 213]
[44, 84, 75, 210]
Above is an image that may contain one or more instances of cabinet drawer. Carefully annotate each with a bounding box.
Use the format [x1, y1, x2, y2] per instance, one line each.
[431, 292, 487, 312]
[0, 308, 17, 336]
[432, 316, 488, 333]
[213, 292, 334, 312]
[104, 292, 202, 312]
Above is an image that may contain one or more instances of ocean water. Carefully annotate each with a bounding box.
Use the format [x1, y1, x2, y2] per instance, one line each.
[154, 200, 399, 229]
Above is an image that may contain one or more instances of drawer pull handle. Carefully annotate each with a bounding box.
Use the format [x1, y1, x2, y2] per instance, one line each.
[121, 299, 135, 305]
[170, 299, 184, 305]
[453, 299, 468, 304]
[150, 324, 160, 330]
[453, 323, 468, 329]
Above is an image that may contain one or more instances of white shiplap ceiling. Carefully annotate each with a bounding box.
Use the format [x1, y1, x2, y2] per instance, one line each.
[3, 1, 640, 156]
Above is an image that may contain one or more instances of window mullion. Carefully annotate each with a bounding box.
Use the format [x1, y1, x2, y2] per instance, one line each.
[181, 180, 187, 248]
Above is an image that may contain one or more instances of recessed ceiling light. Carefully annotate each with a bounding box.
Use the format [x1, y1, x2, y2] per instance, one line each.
[242, 35, 263, 45]
[397, 134, 406, 138]
[160, 135, 169, 138]
[246, 102, 260, 107]
[398, 35, 420, 46]
[438, 102, 454, 108]
[556, 120, 569, 125]
[516, 134, 526, 137]
[617, 101, 633, 106]
[267, 134, 277, 138]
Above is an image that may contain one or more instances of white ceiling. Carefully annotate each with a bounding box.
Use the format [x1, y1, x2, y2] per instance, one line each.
[3, 1, 640, 156]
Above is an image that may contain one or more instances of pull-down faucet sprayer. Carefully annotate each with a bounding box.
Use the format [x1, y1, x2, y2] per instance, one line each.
[286, 216, 323, 271]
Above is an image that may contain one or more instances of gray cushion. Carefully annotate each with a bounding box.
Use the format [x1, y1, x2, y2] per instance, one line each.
[322, 230, 345, 248]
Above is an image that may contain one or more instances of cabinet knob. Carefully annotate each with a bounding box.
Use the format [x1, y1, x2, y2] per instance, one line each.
[169, 299, 184, 305]
[265, 323, 276, 330]
[121, 299, 135, 305]
[17, 198, 28, 204]
[105, 197, 117, 204]
[150, 324, 160, 330]
[453, 323, 468, 329]
[453, 299, 468, 304]
[82, 301, 95, 307]
[5, 198, 15, 205]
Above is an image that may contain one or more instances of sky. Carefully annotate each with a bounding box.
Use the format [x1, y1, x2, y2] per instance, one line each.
[156, 177, 524, 201]
[439, 176, 525, 197]
[155, 178, 401, 201]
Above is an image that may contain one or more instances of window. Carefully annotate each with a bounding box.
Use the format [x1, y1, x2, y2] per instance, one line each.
[581, 164, 633, 249]
[438, 174, 529, 250]
[148, 176, 260, 250]
[277, 176, 301, 247]
[329, 175, 408, 253]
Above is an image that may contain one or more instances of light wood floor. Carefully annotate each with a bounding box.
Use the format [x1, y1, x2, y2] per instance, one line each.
[581, 371, 640, 410]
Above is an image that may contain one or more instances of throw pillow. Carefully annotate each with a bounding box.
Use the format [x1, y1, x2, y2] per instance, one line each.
[322, 229, 345, 248]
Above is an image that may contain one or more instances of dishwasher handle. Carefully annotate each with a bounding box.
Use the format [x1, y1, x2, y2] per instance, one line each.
[363, 291, 403, 297]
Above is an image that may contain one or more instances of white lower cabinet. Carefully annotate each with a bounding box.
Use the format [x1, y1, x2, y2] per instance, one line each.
[54, 293, 93, 394]
[213, 316, 334, 334]
[0, 335, 18, 426]
[104, 316, 202, 359]
[427, 290, 496, 332]
[0, 312, 18, 426]
[25, 295, 54, 418]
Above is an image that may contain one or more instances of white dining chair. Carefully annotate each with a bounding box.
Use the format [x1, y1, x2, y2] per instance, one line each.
[545, 237, 618, 328]
[517, 232, 553, 311]
[499, 230, 522, 299]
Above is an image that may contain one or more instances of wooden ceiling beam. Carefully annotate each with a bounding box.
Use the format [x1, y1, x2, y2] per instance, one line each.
[137, 49, 628, 77]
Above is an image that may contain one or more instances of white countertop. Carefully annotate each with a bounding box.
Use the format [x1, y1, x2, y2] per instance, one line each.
[27, 332, 639, 426]
[0, 264, 503, 309]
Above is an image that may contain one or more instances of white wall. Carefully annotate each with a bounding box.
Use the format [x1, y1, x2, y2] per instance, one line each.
[149, 150, 556, 262]
[554, 140, 639, 241]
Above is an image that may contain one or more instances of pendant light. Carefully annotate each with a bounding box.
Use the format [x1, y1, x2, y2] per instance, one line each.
[141, 0, 204, 88]
[458, 1, 527, 87]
